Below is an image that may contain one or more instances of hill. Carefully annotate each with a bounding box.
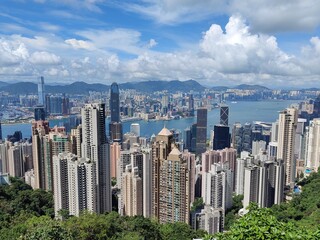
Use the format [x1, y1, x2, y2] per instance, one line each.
[0, 79, 206, 94]
[233, 84, 270, 91]
[0, 81, 9, 88]
[119, 79, 205, 92]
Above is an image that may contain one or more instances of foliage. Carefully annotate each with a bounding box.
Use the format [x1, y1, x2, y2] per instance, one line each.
[224, 194, 243, 230]
[191, 197, 204, 212]
[210, 203, 320, 240]
[271, 170, 320, 231]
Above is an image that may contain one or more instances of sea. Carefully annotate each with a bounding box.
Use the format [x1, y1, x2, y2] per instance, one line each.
[2, 100, 299, 139]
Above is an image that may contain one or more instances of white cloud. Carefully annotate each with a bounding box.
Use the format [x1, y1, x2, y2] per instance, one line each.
[147, 39, 158, 48]
[65, 38, 95, 50]
[76, 28, 143, 54]
[29, 51, 61, 65]
[0, 39, 29, 66]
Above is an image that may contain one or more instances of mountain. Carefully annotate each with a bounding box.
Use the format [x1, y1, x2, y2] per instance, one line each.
[0, 81, 9, 88]
[233, 84, 270, 91]
[119, 80, 205, 92]
[211, 86, 229, 91]
[0, 82, 37, 94]
[46, 81, 109, 94]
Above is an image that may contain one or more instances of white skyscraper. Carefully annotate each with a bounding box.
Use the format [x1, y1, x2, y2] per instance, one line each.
[53, 153, 96, 217]
[130, 123, 140, 137]
[81, 103, 111, 213]
[305, 118, 320, 171]
[277, 108, 297, 187]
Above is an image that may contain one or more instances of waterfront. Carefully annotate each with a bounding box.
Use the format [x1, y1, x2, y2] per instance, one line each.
[2, 100, 298, 139]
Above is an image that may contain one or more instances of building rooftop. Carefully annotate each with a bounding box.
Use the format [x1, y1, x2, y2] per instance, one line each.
[158, 127, 172, 136]
[169, 146, 181, 156]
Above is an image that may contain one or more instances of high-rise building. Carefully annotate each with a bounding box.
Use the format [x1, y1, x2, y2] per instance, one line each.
[277, 108, 298, 187]
[34, 105, 46, 121]
[122, 165, 143, 216]
[213, 125, 230, 150]
[109, 122, 123, 142]
[110, 142, 121, 179]
[38, 76, 45, 106]
[81, 103, 111, 213]
[188, 94, 195, 116]
[53, 153, 97, 217]
[70, 125, 82, 158]
[202, 163, 233, 211]
[0, 121, 2, 140]
[305, 118, 320, 171]
[235, 155, 253, 195]
[130, 123, 140, 137]
[193, 206, 223, 234]
[110, 82, 120, 123]
[196, 108, 207, 154]
[220, 105, 229, 126]
[313, 95, 320, 118]
[231, 123, 243, 154]
[8, 144, 24, 177]
[152, 127, 191, 224]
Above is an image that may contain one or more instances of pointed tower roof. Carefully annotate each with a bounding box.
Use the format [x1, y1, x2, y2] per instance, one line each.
[158, 127, 172, 136]
[169, 146, 181, 156]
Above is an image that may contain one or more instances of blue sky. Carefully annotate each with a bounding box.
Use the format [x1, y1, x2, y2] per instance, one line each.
[1, 0, 320, 88]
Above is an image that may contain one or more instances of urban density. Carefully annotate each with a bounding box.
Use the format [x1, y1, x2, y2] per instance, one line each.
[1, 76, 320, 238]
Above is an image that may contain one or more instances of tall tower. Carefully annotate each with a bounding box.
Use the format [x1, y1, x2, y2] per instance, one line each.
[81, 103, 111, 213]
[220, 105, 229, 126]
[196, 108, 207, 154]
[305, 118, 320, 171]
[109, 82, 122, 142]
[38, 76, 45, 106]
[0, 121, 2, 140]
[277, 108, 297, 187]
[213, 125, 230, 150]
[110, 82, 120, 123]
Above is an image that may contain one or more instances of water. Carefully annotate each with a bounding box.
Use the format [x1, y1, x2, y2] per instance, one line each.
[2, 100, 298, 139]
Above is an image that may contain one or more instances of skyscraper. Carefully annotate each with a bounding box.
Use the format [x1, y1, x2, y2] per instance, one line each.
[305, 118, 320, 171]
[0, 121, 2, 140]
[220, 105, 229, 126]
[109, 82, 122, 142]
[38, 76, 45, 106]
[130, 123, 140, 136]
[110, 82, 120, 123]
[277, 108, 297, 187]
[213, 125, 230, 150]
[196, 108, 207, 154]
[34, 105, 46, 121]
[81, 103, 111, 213]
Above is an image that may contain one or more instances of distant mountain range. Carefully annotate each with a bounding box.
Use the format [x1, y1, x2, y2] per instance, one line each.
[0, 80, 273, 94]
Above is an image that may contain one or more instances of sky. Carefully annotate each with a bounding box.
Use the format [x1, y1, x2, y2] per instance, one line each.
[1, 0, 320, 88]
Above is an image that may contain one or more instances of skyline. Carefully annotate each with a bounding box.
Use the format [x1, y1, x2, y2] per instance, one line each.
[0, 1, 320, 88]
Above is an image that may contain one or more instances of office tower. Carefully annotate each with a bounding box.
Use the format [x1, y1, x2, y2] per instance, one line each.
[194, 206, 223, 234]
[161, 94, 169, 110]
[122, 165, 143, 216]
[109, 122, 123, 143]
[34, 105, 46, 121]
[305, 118, 320, 171]
[81, 103, 111, 213]
[184, 127, 192, 151]
[213, 125, 230, 150]
[188, 94, 195, 116]
[110, 142, 121, 178]
[0, 121, 2, 140]
[277, 108, 298, 187]
[231, 123, 242, 154]
[130, 123, 140, 136]
[191, 123, 197, 152]
[62, 95, 70, 115]
[242, 123, 252, 152]
[196, 108, 207, 154]
[220, 104, 229, 126]
[48, 96, 63, 115]
[110, 82, 120, 123]
[202, 163, 232, 211]
[252, 140, 266, 156]
[8, 144, 24, 177]
[53, 153, 97, 217]
[38, 76, 45, 106]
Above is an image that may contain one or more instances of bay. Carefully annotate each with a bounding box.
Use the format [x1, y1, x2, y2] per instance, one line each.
[1, 100, 298, 140]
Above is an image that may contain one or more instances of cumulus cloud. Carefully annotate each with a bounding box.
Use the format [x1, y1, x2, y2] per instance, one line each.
[147, 39, 158, 49]
[29, 51, 61, 65]
[0, 39, 29, 66]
